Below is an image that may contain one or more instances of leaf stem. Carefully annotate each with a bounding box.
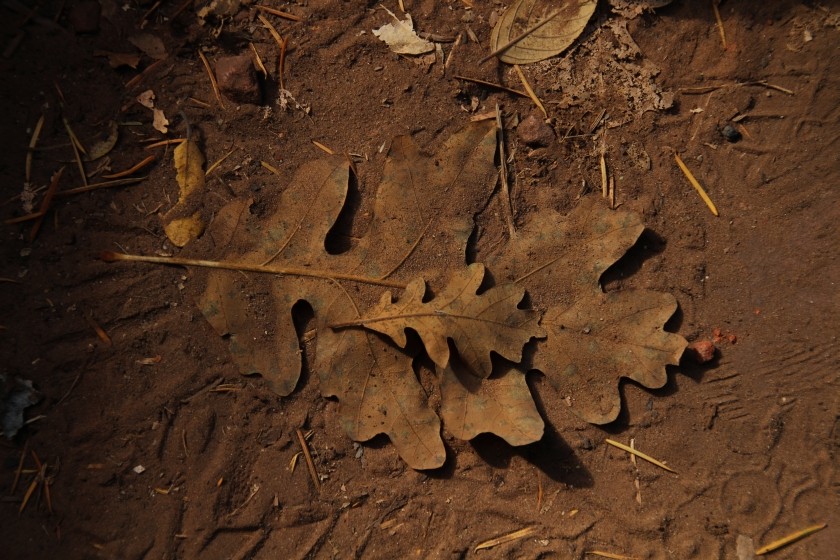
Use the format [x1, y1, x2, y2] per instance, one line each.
[100, 251, 408, 289]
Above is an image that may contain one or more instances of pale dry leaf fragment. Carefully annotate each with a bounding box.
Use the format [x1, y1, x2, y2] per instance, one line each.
[137, 89, 155, 108]
[85, 120, 119, 161]
[152, 108, 169, 134]
[128, 33, 167, 60]
[162, 138, 206, 247]
[373, 9, 435, 55]
[340, 263, 545, 378]
[197, 0, 244, 23]
[489, 0, 597, 64]
[94, 50, 142, 68]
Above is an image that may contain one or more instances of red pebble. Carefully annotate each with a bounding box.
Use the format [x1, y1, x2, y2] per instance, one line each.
[687, 340, 716, 364]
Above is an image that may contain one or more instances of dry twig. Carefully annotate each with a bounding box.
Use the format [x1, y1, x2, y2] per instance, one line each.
[100, 251, 408, 289]
[496, 104, 515, 237]
[712, 1, 727, 49]
[197, 50, 225, 109]
[295, 428, 320, 492]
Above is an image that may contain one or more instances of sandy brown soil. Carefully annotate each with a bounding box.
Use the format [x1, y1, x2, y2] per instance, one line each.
[1, 1, 838, 558]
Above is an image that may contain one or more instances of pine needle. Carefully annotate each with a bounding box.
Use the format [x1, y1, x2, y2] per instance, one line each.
[295, 428, 320, 492]
[260, 160, 281, 175]
[25, 114, 45, 184]
[99, 251, 408, 289]
[289, 451, 302, 473]
[30, 166, 64, 241]
[514, 65, 546, 118]
[102, 155, 156, 179]
[197, 50, 225, 109]
[11, 442, 28, 494]
[249, 42, 268, 77]
[604, 439, 676, 473]
[57, 177, 146, 196]
[454, 75, 529, 98]
[712, 1, 727, 49]
[600, 152, 608, 198]
[62, 118, 87, 187]
[144, 138, 187, 149]
[206, 149, 237, 176]
[312, 140, 335, 154]
[19, 476, 38, 514]
[474, 526, 537, 552]
[755, 523, 827, 555]
[496, 104, 515, 237]
[674, 153, 719, 216]
[258, 13, 288, 84]
[255, 5, 301, 21]
[585, 551, 638, 560]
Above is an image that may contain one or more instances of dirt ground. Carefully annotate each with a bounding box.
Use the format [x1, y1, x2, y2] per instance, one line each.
[1, 1, 838, 558]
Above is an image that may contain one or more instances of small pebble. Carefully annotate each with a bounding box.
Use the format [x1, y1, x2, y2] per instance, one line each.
[517, 114, 555, 147]
[721, 124, 742, 143]
[687, 340, 716, 364]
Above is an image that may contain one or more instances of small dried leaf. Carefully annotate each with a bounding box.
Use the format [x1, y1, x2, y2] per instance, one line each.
[162, 139, 206, 247]
[349, 263, 544, 378]
[489, 0, 597, 65]
[152, 108, 169, 134]
[94, 50, 142, 69]
[174, 139, 204, 200]
[137, 89, 155, 108]
[164, 213, 205, 248]
[128, 33, 167, 60]
[86, 120, 119, 161]
[373, 11, 435, 55]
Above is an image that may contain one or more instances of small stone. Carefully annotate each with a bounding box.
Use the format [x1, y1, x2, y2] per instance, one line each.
[517, 114, 554, 147]
[132, 464, 146, 474]
[68, 0, 101, 34]
[215, 54, 261, 105]
[687, 340, 716, 364]
[721, 124, 742, 143]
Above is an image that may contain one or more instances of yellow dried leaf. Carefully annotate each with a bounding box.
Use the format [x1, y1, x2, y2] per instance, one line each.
[174, 138, 205, 201]
[489, 0, 597, 65]
[86, 120, 119, 161]
[164, 213, 205, 248]
[162, 139, 206, 247]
